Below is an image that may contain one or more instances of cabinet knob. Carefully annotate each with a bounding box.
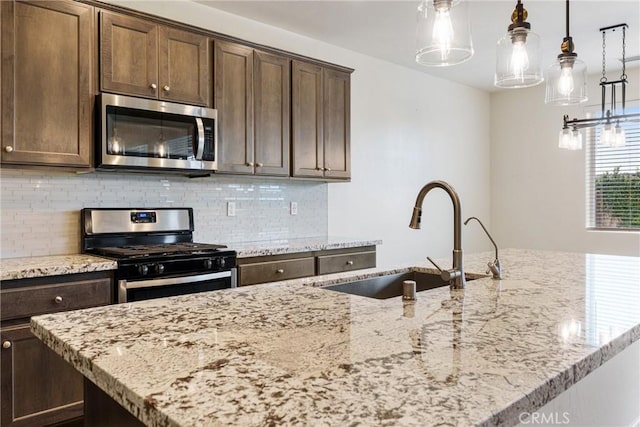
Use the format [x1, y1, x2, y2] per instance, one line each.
[150, 83, 157, 90]
[346, 260, 354, 265]
[54, 296, 63, 304]
[275, 269, 284, 274]
[256, 162, 264, 167]
[325, 167, 332, 172]
[246, 162, 254, 167]
[5, 146, 14, 153]
[2, 341, 11, 349]
[163, 85, 170, 92]
[316, 167, 323, 171]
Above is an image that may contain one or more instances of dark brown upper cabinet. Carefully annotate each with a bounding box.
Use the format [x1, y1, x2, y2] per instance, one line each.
[292, 61, 351, 180]
[1, 0, 94, 168]
[100, 11, 210, 106]
[215, 40, 290, 176]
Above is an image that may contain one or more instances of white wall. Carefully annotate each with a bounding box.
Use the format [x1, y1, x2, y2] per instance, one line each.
[106, 0, 493, 268]
[490, 67, 640, 256]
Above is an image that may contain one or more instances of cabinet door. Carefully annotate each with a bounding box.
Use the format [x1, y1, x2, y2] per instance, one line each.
[291, 60, 324, 178]
[214, 40, 254, 174]
[158, 27, 210, 106]
[0, 324, 83, 426]
[100, 12, 158, 99]
[1, 0, 93, 167]
[254, 51, 290, 176]
[323, 68, 351, 179]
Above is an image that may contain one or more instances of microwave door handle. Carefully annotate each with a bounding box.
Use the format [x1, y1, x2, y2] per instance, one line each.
[195, 117, 205, 160]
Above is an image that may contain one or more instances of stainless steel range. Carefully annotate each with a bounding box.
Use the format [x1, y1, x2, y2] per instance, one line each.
[81, 208, 236, 303]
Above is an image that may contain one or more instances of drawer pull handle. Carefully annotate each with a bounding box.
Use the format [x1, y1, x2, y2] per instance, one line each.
[276, 269, 285, 274]
[54, 296, 63, 304]
[2, 341, 11, 349]
[346, 260, 354, 265]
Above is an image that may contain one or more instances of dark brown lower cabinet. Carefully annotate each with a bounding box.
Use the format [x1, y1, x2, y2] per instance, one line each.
[237, 246, 376, 286]
[0, 324, 83, 427]
[0, 271, 113, 427]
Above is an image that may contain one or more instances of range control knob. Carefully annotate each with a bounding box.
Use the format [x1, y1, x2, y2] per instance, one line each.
[204, 259, 213, 269]
[216, 257, 227, 269]
[137, 264, 149, 276]
[155, 263, 165, 274]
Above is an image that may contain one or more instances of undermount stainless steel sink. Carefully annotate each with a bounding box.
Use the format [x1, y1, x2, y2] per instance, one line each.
[323, 271, 473, 300]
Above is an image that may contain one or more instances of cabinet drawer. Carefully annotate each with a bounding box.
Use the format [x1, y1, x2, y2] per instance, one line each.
[1, 278, 112, 321]
[239, 257, 315, 286]
[317, 251, 376, 275]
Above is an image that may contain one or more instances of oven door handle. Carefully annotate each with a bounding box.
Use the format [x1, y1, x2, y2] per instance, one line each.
[119, 270, 232, 295]
[194, 117, 205, 160]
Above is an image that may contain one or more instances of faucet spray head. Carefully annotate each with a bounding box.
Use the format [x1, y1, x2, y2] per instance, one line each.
[409, 207, 422, 229]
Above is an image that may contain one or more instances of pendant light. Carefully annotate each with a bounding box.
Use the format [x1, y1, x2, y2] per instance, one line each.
[415, 0, 473, 67]
[545, 0, 587, 105]
[558, 24, 640, 150]
[494, 0, 543, 88]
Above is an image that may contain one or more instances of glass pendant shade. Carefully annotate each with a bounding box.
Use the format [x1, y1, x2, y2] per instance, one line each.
[558, 127, 582, 150]
[612, 124, 626, 147]
[545, 56, 588, 105]
[495, 27, 543, 88]
[600, 122, 626, 147]
[415, 0, 473, 67]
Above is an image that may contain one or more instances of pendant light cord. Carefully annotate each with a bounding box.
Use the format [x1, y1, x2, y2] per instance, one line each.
[565, 0, 570, 39]
[621, 26, 626, 80]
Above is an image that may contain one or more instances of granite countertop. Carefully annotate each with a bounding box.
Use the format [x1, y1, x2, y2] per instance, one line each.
[229, 236, 382, 258]
[0, 254, 118, 281]
[31, 249, 640, 426]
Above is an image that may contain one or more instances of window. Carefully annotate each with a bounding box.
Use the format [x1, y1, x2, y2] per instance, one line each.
[586, 105, 640, 230]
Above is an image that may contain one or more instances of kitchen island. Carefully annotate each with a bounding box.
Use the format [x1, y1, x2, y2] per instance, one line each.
[30, 249, 640, 426]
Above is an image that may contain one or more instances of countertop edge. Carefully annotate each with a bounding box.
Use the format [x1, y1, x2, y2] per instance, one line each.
[233, 238, 382, 258]
[0, 255, 118, 281]
[480, 323, 640, 426]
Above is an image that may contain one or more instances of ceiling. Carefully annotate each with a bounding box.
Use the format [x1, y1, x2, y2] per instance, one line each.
[195, 0, 640, 92]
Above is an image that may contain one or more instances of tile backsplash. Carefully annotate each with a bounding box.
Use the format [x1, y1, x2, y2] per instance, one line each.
[0, 169, 328, 258]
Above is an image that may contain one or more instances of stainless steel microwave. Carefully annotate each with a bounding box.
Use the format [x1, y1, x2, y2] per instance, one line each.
[97, 94, 217, 174]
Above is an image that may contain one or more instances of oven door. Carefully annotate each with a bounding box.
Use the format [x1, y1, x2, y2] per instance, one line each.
[117, 269, 236, 303]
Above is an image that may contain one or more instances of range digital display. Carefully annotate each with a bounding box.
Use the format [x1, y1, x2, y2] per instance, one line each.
[131, 211, 157, 223]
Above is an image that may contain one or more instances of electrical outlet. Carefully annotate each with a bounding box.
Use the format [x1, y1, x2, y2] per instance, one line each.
[227, 201, 236, 217]
[290, 201, 298, 215]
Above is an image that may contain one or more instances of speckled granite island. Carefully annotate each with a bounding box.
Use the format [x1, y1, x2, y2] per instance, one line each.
[30, 249, 640, 426]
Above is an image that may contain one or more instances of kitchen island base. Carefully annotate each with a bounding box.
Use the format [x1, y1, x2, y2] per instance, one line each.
[84, 379, 142, 427]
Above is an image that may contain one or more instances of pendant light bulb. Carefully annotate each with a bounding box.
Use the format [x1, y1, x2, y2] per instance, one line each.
[510, 36, 530, 79]
[557, 62, 575, 96]
[432, 6, 454, 60]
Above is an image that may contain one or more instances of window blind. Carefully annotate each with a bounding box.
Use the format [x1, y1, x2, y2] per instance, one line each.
[586, 104, 640, 231]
